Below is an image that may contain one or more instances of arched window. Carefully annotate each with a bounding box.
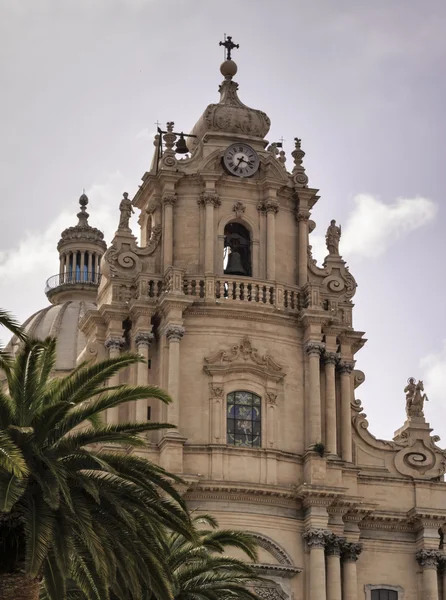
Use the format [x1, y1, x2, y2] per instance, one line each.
[371, 590, 398, 600]
[224, 222, 252, 276]
[227, 391, 261, 447]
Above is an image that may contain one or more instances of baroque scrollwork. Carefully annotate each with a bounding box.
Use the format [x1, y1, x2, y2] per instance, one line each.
[103, 224, 162, 279]
[341, 542, 363, 562]
[416, 549, 442, 569]
[302, 529, 330, 549]
[304, 341, 325, 357]
[205, 336, 283, 373]
[135, 332, 154, 349]
[165, 325, 185, 342]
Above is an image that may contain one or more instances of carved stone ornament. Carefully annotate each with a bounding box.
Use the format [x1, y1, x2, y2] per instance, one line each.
[165, 325, 185, 342]
[307, 251, 357, 305]
[258, 199, 279, 215]
[291, 138, 309, 188]
[304, 341, 325, 357]
[266, 392, 278, 405]
[104, 337, 125, 352]
[102, 224, 162, 280]
[416, 549, 442, 569]
[341, 542, 363, 563]
[190, 77, 271, 140]
[405, 377, 429, 418]
[338, 360, 355, 375]
[302, 529, 330, 550]
[162, 193, 177, 206]
[209, 385, 224, 398]
[325, 534, 345, 556]
[135, 332, 154, 349]
[204, 336, 284, 382]
[253, 587, 285, 600]
[199, 190, 221, 207]
[233, 201, 245, 218]
[323, 351, 339, 365]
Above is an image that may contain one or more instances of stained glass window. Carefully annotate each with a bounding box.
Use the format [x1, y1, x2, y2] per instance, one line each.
[371, 590, 398, 600]
[227, 391, 261, 448]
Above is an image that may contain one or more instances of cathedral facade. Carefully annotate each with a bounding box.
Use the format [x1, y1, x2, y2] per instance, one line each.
[15, 44, 446, 600]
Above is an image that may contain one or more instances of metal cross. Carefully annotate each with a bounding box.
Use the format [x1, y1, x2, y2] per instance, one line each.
[154, 120, 161, 129]
[219, 35, 239, 60]
[279, 136, 285, 146]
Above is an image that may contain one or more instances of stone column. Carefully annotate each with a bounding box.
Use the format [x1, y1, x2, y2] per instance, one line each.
[71, 252, 77, 282]
[165, 324, 185, 434]
[341, 542, 362, 600]
[303, 529, 328, 600]
[266, 391, 278, 449]
[210, 384, 224, 443]
[134, 332, 154, 422]
[104, 337, 124, 424]
[338, 361, 354, 462]
[416, 550, 441, 600]
[440, 556, 446, 600]
[265, 200, 278, 281]
[87, 251, 93, 282]
[80, 251, 85, 282]
[200, 191, 220, 274]
[163, 193, 177, 269]
[304, 341, 324, 448]
[324, 352, 338, 455]
[325, 534, 343, 600]
[296, 211, 309, 287]
[59, 254, 64, 278]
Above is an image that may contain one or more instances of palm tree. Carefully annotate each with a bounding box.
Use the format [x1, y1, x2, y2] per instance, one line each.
[0, 336, 193, 600]
[0, 308, 26, 352]
[161, 514, 266, 600]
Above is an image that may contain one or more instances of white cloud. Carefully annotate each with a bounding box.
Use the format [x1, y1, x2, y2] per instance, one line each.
[420, 341, 446, 407]
[0, 171, 137, 324]
[310, 193, 437, 263]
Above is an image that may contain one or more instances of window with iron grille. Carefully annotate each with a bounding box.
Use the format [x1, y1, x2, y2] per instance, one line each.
[371, 590, 398, 600]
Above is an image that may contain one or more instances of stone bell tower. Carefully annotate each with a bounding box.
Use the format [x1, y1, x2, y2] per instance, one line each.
[80, 39, 446, 600]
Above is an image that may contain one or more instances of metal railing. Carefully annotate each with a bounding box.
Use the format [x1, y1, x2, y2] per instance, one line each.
[45, 272, 101, 293]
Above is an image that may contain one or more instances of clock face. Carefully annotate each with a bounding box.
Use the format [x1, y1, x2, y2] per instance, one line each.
[223, 143, 259, 177]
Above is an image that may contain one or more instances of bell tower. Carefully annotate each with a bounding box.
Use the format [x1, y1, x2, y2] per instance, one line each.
[82, 39, 375, 600]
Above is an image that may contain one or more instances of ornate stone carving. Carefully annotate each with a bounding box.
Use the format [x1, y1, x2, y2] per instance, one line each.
[416, 549, 441, 569]
[302, 529, 330, 549]
[253, 587, 284, 600]
[307, 253, 357, 304]
[405, 377, 429, 418]
[251, 533, 294, 566]
[338, 360, 355, 374]
[323, 351, 339, 365]
[118, 192, 134, 230]
[266, 392, 278, 405]
[199, 190, 221, 207]
[341, 542, 363, 562]
[233, 201, 245, 218]
[209, 385, 224, 398]
[325, 220, 341, 255]
[304, 341, 325, 357]
[135, 332, 154, 349]
[295, 210, 310, 223]
[325, 534, 345, 556]
[162, 193, 177, 206]
[205, 336, 283, 373]
[353, 369, 366, 389]
[259, 199, 279, 215]
[102, 224, 162, 279]
[291, 138, 309, 187]
[104, 337, 124, 352]
[165, 325, 185, 342]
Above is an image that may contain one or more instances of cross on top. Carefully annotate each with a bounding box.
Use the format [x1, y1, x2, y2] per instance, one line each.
[219, 35, 239, 60]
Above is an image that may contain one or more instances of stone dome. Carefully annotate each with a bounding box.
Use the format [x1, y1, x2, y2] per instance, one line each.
[8, 300, 96, 372]
[190, 60, 271, 141]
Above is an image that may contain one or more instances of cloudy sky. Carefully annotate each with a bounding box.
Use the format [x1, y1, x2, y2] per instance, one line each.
[1, 0, 445, 443]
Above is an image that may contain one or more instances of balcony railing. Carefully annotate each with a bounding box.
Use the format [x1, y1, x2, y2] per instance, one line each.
[45, 272, 101, 293]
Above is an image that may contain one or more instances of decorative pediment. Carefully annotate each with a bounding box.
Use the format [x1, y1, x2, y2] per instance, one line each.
[308, 254, 357, 302]
[204, 336, 285, 381]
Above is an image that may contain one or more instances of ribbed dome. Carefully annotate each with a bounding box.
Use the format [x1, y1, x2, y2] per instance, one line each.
[8, 300, 96, 372]
[190, 60, 271, 141]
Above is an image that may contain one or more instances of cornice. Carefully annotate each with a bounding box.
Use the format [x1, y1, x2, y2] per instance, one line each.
[185, 305, 300, 327]
[252, 564, 301, 578]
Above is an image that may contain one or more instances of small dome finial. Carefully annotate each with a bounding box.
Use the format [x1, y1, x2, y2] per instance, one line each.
[79, 190, 89, 208]
[77, 190, 90, 225]
[219, 35, 239, 80]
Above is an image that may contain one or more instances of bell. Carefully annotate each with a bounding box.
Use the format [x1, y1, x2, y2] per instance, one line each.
[225, 248, 246, 275]
[175, 133, 189, 154]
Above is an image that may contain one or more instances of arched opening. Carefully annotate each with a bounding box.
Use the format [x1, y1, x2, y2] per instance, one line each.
[224, 222, 252, 277]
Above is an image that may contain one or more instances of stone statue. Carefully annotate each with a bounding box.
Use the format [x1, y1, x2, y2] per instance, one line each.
[405, 377, 429, 418]
[118, 192, 134, 230]
[325, 220, 341, 255]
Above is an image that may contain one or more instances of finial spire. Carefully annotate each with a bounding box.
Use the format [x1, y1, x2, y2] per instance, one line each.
[77, 191, 89, 225]
[219, 35, 239, 60]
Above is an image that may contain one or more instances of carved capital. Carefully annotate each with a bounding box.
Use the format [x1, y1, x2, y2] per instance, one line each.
[258, 199, 279, 215]
[135, 332, 154, 349]
[233, 201, 245, 218]
[199, 190, 221, 207]
[416, 549, 442, 569]
[296, 211, 310, 223]
[341, 542, 363, 563]
[302, 529, 330, 550]
[162, 193, 177, 207]
[165, 324, 185, 342]
[266, 392, 278, 405]
[304, 341, 325, 357]
[325, 534, 345, 556]
[323, 351, 339, 366]
[104, 337, 124, 352]
[338, 360, 355, 375]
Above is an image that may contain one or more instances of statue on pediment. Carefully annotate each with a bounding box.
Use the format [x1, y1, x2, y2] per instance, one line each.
[405, 377, 429, 418]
